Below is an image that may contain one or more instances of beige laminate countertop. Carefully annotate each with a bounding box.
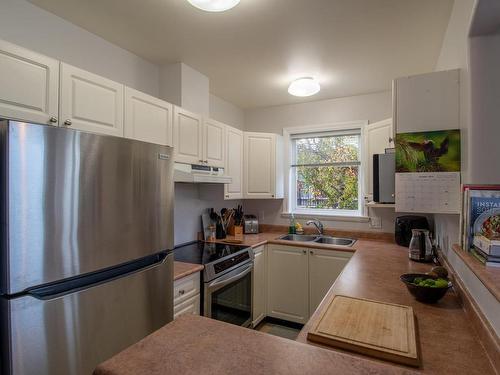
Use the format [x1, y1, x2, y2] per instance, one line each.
[452, 244, 500, 301]
[96, 231, 497, 375]
[173, 261, 203, 281]
[94, 314, 416, 375]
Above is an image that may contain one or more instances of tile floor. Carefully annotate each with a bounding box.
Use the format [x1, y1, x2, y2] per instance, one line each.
[255, 321, 301, 340]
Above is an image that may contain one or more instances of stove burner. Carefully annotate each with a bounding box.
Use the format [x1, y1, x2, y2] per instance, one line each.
[174, 241, 253, 282]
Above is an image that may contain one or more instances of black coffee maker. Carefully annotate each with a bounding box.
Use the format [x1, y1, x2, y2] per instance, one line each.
[395, 216, 429, 247]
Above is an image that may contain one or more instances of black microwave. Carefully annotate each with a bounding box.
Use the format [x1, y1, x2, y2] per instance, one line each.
[373, 153, 395, 203]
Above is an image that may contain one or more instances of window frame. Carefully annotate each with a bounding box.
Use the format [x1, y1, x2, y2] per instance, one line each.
[282, 121, 368, 218]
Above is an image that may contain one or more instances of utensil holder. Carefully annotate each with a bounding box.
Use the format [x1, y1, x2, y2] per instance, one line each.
[228, 225, 243, 238]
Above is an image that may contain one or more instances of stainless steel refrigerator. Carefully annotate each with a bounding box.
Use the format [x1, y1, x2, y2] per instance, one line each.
[0, 120, 175, 375]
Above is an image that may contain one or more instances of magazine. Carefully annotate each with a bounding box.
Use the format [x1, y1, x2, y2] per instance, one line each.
[466, 188, 500, 253]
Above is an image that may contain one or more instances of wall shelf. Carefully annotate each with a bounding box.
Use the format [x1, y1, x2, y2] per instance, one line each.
[365, 202, 395, 208]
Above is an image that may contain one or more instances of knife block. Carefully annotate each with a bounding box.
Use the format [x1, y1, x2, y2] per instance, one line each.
[228, 225, 243, 239]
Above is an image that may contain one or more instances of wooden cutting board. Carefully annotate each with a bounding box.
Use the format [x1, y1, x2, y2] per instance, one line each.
[307, 295, 419, 367]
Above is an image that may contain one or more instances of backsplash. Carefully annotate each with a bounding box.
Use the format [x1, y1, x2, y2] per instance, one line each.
[174, 183, 242, 246]
[242, 199, 430, 234]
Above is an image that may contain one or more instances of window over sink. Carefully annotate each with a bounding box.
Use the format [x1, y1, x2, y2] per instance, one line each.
[287, 124, 365, 217]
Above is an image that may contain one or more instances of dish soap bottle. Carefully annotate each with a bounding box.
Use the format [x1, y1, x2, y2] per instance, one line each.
[289, 214, 296, 234]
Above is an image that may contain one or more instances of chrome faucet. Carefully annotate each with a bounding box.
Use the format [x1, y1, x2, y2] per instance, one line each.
[306, 219, 324, 235]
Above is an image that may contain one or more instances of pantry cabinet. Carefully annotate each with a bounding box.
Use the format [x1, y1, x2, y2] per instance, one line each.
[225, 126, 244, 200]
[364, 118, 394, 198]
[393, 69, 459, 134]
[124, 87, 173, 146]
[0, 39, 59, 125]
[267, 245, 309, 324]
[203, 118, 225, 168]
[244, 132, 284, 199]
[308, 248, 352, 313]
[252, 245, 267, 327]
[60, 63, 124, 136]
[173, 106, 204, 165]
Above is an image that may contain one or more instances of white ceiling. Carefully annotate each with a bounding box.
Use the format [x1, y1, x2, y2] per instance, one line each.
[29, 0, 453, 109]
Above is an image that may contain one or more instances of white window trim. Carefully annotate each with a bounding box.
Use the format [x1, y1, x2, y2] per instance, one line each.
[282, 120, 368, 219]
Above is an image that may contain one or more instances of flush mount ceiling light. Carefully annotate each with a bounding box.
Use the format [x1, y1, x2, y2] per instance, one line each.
[288, 77, 321, 97]
[187, 0, 240, 12]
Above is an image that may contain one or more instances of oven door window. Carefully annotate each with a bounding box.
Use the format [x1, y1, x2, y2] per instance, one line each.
[211, 270, 251, 326]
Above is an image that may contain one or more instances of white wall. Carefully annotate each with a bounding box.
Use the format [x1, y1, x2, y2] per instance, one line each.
[434, 0, 500, 338]
[174, 184, 242, 246]
[433, 0, 475, 255]
[159, 62, 210, 115]
[209, 94, 245, 130]
[159, 63, 183, 107]
[242, 199, 429, 234]
[244, 91, 392, 134]
[243, 91, 396, 233]
[436, 0, 475, 183]
[469, 32, 500, 184]
[0, 0, 160, 96]
[180, 64, 210, 116]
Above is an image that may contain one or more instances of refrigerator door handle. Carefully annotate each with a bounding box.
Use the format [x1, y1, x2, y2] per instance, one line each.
[27, 252, 169, 300]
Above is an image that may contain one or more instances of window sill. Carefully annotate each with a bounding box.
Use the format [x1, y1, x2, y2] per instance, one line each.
[281, 212, 370, 223]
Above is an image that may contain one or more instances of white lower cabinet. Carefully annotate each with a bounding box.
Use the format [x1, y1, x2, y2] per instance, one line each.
[308, 248, 352, 313]
[174, 295, 200, 320]
[267, 245, 309, 324]
[252, 245, 267, 327]
[173, 272, 200, 320]
[265, 244, 353, 324]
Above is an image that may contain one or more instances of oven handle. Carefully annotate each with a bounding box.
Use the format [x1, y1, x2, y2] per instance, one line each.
[207, 263, 253, 291]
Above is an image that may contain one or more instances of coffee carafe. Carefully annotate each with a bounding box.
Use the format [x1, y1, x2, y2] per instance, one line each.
[408, 229, 433, 262]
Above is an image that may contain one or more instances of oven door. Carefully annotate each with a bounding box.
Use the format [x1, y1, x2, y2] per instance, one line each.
[204, 263, 253, 327]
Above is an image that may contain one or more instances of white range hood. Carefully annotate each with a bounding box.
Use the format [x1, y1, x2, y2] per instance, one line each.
[173, 163, 232, 184]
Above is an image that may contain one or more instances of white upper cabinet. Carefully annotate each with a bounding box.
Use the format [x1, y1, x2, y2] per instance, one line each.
[267, 245, 309, 324]
[364, 118, 393, 198]
[244, 132, 284, 199]
[308, 248, 352, 314]
[0, 39, 59, 125]
[203, 118, 225, 168]
[173, 106, 203, 164]
[393, 69, 459, 134]
[60, 63, 124, 136]
[124, 87, 173, 146]
[225, 126, 244, 200]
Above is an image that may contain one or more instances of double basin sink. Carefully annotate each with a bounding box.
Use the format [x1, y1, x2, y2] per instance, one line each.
[278, 234, 356, 247]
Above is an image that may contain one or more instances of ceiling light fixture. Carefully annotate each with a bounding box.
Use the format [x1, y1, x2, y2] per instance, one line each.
[187, 0, 240, 12]
[288, 77, 321, 97]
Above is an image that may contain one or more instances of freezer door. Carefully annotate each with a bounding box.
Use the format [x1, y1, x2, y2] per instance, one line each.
[0, 121, 174, 294]
[1, 253, 173, 375]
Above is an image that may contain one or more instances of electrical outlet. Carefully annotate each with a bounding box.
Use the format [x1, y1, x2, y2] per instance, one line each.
[259, 211, 265, 222]
[370, 217, 382, 229]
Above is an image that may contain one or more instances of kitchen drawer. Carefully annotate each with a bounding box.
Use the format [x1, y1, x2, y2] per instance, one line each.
[173, 294, 200, 320]
[173, 272, 200, 306]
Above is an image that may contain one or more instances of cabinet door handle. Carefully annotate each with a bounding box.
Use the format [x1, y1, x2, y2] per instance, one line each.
[49, 117, 58, 123]
[302, 250, 307, 254]
[389, 137, 394, 143]
[203, 160, 208, 163]
[64, 119, 72, 126]
[178, 290, 185, 295]
[310, 250, 314, 255]
[225, 195, 229, 198]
